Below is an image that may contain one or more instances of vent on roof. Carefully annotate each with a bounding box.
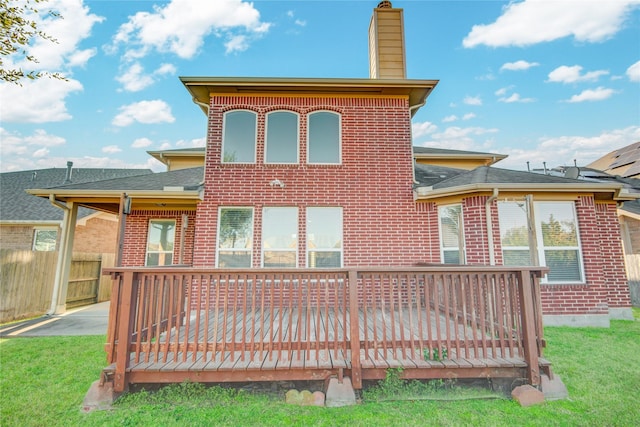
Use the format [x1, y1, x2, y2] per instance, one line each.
[63, 161, 73, 184]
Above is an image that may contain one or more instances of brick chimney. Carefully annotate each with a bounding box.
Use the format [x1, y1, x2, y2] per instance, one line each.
[369, 1, 406, 79]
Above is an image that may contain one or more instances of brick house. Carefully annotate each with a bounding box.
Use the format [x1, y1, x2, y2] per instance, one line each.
[29, 2, 636, 329]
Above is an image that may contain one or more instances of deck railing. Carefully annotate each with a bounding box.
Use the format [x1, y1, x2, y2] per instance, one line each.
[104, 266, 547, 393]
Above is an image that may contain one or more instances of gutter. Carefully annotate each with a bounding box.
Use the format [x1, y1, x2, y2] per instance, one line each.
[485, 188, 499, 265]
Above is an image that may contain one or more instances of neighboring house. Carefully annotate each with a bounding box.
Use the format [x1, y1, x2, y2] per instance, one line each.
[0, 163, 152, 253]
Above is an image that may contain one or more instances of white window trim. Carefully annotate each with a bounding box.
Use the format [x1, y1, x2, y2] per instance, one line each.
[264, 110, 300, 164]
[32, 227, 58, 251]
[438, 204, 465, 264]
[534, 201, 585, 284]
[306, 207, 343, 268]
[307, 110, 342, 165]
[145, 219, 176, 266]
[261, 207, 298, 268]
[216, 206, 254, 268]
[221, 109, 257, 164]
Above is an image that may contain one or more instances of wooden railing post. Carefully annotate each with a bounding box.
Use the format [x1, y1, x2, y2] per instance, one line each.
[348, 270, 362, 389]
[519, 269, 540, 387]
[114, 270, 137, 393]
[105, 272, 121, 364]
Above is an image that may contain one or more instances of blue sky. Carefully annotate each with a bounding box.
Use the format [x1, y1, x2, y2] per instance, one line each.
[1, 0, 639, 173]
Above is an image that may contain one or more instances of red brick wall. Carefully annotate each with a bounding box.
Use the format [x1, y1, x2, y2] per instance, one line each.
[0, 225, 41, 250]
[73, 216, 118, 253]
[121, 210, 196, 267]
[192, 95, 433, 268]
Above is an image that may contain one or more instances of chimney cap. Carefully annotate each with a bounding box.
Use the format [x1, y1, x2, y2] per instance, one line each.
[377, 1, 393, 8]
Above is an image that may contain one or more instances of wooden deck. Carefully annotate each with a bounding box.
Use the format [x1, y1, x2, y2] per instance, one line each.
[103, 267, 550, 392]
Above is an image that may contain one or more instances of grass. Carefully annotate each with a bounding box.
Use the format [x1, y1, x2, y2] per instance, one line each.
[1, 308, 639, 426]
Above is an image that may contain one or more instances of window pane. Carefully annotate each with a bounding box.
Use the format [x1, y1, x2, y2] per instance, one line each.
[263, 207, 297, 267]
[33, 230, 57, 251]
[146, 220, 176, 266]
[443, 250, 461, 264]
[263, 251, 296, 268]
[266, 111, 298, 163]
[498, 202, 530, 247]
[218, 251, 252, 268]
[147, 221, 175, 251]
[545, 250, 581, 281]
[307, 207, 342, 250]
[308, 252, 341, 268]
[537, 203, 578, 247]
[439, 205, 462, 248]
[503, 249, 531, 266]
[308, 112, 340, 164]
[223, 111, 256, 163]
[218, 208, 253, 249]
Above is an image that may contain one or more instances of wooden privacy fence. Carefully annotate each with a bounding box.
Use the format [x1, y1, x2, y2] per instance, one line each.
[0, 250, 115, 323]
[104, 266, 548, 393]
[626, 254, 640, 306]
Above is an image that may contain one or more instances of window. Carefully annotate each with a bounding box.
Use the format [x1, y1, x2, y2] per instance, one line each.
[307, 207, 343, 267]
[535, 202, 583, 283]
[217, 208, 253, 267]
[497, 202, 532, 266]
[265, 111, 298, 163]
[146, 220, 176, 266]
[498, 201, 584, 283]
[308, 111, 340, 164]
[439, 204, 464, 264]
[33, 228, 57, 251]
[222, 110, 257, 163]
[262, 207, 297, 267]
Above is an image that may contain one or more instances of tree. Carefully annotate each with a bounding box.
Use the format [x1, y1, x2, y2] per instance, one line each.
[0, 0, 66, 84]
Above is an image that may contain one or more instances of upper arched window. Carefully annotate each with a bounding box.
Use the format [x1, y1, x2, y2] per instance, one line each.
[307, 111, 341, 164]
[265, 111, 299, 164]
[222, 110, 257, 163]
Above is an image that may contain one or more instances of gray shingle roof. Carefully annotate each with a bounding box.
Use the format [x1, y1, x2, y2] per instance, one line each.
[48, 167, 204, 192]
[0, 167, 152, 222]
[415, 165, 588, 189]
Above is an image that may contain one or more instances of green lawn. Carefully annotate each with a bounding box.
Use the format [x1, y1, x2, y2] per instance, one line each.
[1, 308, 639, 426]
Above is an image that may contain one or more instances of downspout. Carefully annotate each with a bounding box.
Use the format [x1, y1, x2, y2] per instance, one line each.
[485, 188, 499, 265]
[409, 100, 427, 184]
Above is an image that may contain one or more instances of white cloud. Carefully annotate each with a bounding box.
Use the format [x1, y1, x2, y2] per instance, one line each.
[109, 0, 271, 60]
[0, 77, 83, 123]
[225, 35, 250, 54]
[116, 62, 177, 92]
[175, 137, 206, 147]
[547, 65, 609, 83]
[463, 0, 639, 48]
[412, 121, 438, 139]
[14, 0, 104, 72]
[498, 93, 535, 103]
[495, 87, 510, 96]
[565, 87, 615, 103]
[627, 60, 640, 82]
[33, 148, 50, 158]
[463, 96, 482, 106]
[112, 100, 175, 126]
[497, 126, 640, 170]
[442, 115, 458, 123]
[102, 145, 122, 154]
[462, 113, 477, 120]
[500, 60, 540, 71]
[414, 126, 499, 151]
[0, 128, 66, 160]
[295, 19, 307, 27]
[132, 138, 154, 148]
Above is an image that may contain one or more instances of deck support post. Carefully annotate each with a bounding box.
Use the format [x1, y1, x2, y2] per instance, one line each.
[113, 270, 137, 393]
[519, 271, 541, 387]
[348, 270, 362, 389]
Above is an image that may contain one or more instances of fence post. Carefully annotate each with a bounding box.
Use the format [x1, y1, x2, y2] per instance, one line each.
[519, 269, 540, 387]
[348, 270, 362, 389]
[113, 270, 137, 393]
